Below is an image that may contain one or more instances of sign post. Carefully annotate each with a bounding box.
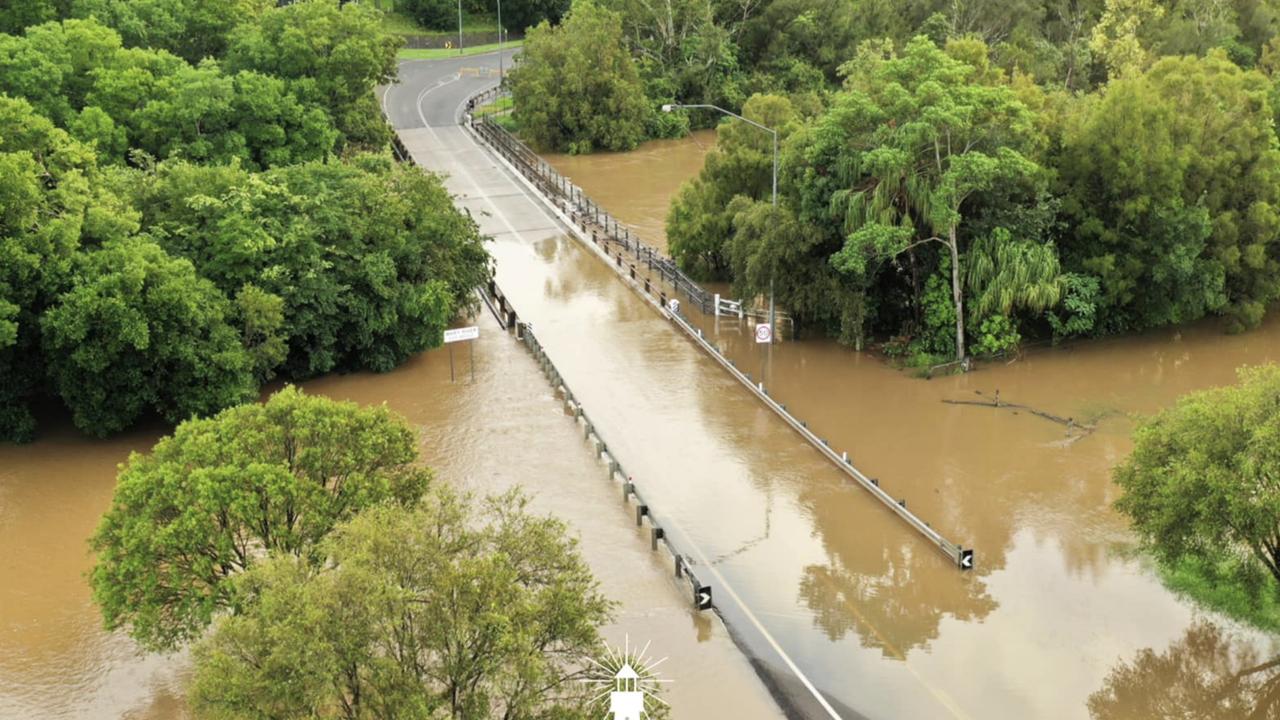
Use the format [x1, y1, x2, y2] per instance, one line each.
[755, 323, 772, 344]
[443, 326, 480, 383]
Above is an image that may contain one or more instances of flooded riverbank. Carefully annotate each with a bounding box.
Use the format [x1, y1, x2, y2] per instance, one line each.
[0, 320, 782, 719]
[525, 135, 1280, 718]
[543, 130, 716, 254]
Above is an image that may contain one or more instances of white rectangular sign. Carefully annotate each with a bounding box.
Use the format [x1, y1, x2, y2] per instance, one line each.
[443, 326, 480, 344]
[755, 323, 772, 344]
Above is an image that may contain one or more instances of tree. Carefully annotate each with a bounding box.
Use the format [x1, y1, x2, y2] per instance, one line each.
[132, 156, 489, 378]
[190, 490, 613, 720]
[812, 36, 1046, 360]
[0, 95, 137, 441]
[1088, 0, 1164, 79]
[1115, 365, 1280, 610]
[68, 0, 273, 63]
[40, 237, 256, 436]
[1057, 51, 1280, 333]
[89, 386, 431, 650]
[668, 93, 798, 280]
[510, 0, 654, 153]
[0, 0, 59, 35]
[225, 0, 401, 150]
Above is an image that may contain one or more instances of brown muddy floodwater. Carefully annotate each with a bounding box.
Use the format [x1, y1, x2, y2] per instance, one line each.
[504, 139, 1280, 719]
[0, 322, 780, 719]
[543, 130, 716, 254]
[9, 120, 1280, 720]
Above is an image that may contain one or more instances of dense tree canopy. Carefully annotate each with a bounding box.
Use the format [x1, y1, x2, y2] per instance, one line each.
[68, 0, 272, 63]
[510, 0, 654, 153]
[1058, 50, 1280, 333]
[0, 3, 491, 442]
[225, 0, 401, 149]
[90, 387, 431, 650]
[191, 491, 612, 719]
[41, 237, 257, 435]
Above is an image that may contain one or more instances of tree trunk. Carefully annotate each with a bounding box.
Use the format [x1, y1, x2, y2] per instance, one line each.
[948, 225, 966, 362]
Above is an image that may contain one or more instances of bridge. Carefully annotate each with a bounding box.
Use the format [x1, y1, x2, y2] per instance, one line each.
[385, 51, 980, 720]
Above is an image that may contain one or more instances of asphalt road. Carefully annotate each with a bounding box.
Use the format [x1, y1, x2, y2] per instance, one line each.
[381, 53, 872, 720]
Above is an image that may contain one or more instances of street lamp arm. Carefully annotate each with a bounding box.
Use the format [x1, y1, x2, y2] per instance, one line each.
[660, 101, 780, 340]
[663, 103, 777, 140]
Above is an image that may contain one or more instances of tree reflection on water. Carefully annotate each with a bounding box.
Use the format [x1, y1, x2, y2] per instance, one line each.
[1089, 621, 1280, 720]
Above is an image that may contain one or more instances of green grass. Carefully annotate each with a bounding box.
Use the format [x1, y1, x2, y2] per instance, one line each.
[1160, 555, 1280, 633]
[397, 40, 520, 60]
[378, 3, 499, 37]
[474, 95, 513, 117]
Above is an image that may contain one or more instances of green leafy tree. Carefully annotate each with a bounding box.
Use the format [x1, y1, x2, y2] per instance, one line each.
[0, 95, 137, 441]
[1088, 0, 1164, 78]
[234, 283, 287, 381]
[40, 237, 256, 436]
[668, 93, 798, 280]
[1115, 365, 1280, 613]
[133, 157, 489, 378]
[90, 386, 431, 650]
[68, 0, 273, 63]
[0, 18, 124, 125]
[0, 0, 60, 35]
[1058, 50, 1280, 333]
[812, 36, 1046, 359]
[191, 490, 614, 719]
[225, 0, 401, 149]
[510, 0, 653, 153]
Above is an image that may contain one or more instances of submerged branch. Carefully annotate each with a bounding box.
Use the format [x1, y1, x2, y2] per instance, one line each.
[942, 390, 1097, 439]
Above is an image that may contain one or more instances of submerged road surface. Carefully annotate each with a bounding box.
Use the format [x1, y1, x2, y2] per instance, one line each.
[384, 53, 1277, 720]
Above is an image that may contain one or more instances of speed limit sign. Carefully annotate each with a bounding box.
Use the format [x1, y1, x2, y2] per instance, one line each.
[755, 323, 773, 343]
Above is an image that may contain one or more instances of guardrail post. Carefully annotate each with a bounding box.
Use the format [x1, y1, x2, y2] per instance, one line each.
[622, 481, 633, 502]
[636, 504, 648, 526]
[651, 526, 664, 551]
[674, 554, 684, 578]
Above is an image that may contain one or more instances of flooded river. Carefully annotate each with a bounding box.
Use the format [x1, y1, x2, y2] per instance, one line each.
[7, 93, 1280, 719]
[500, 130, 1280, 718]
[543, 130, 716, 254]
[0, 320, 779, 718]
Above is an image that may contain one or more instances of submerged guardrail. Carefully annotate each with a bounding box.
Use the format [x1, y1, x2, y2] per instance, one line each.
[462, 88, 974, 571]
[478, 281, 716, 611]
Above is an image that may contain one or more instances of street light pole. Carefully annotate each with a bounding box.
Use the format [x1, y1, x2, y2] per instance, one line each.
[662, 103, 778, 340]
[457, 0, 463, 55]
[496, 0, 503, 80]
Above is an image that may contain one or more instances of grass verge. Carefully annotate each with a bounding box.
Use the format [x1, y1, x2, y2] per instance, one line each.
[379, 5, 499, 36]
[398, 40, 520, 60]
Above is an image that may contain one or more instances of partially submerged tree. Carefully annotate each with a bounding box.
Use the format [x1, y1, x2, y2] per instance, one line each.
[1115, 365, 1280, 604]
[90, 387, 430, 650]
[815, 37, 1047, 360]
[191, 490, 613, 720]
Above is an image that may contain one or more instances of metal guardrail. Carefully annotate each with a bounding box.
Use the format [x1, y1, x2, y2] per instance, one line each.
[463, 88, 974, 571]
[464, 97, 716, 315]
[480, 280, 716, 611]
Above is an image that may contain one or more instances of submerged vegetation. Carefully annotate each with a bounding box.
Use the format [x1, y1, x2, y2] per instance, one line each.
[510, 0, 1280, 361]
[0, 1, 491, 442]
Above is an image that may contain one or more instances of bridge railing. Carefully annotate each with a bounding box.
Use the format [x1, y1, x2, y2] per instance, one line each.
[462, 86, 973, 571]
[466, 102, 716, 315]
[478, 280, 717, 611]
